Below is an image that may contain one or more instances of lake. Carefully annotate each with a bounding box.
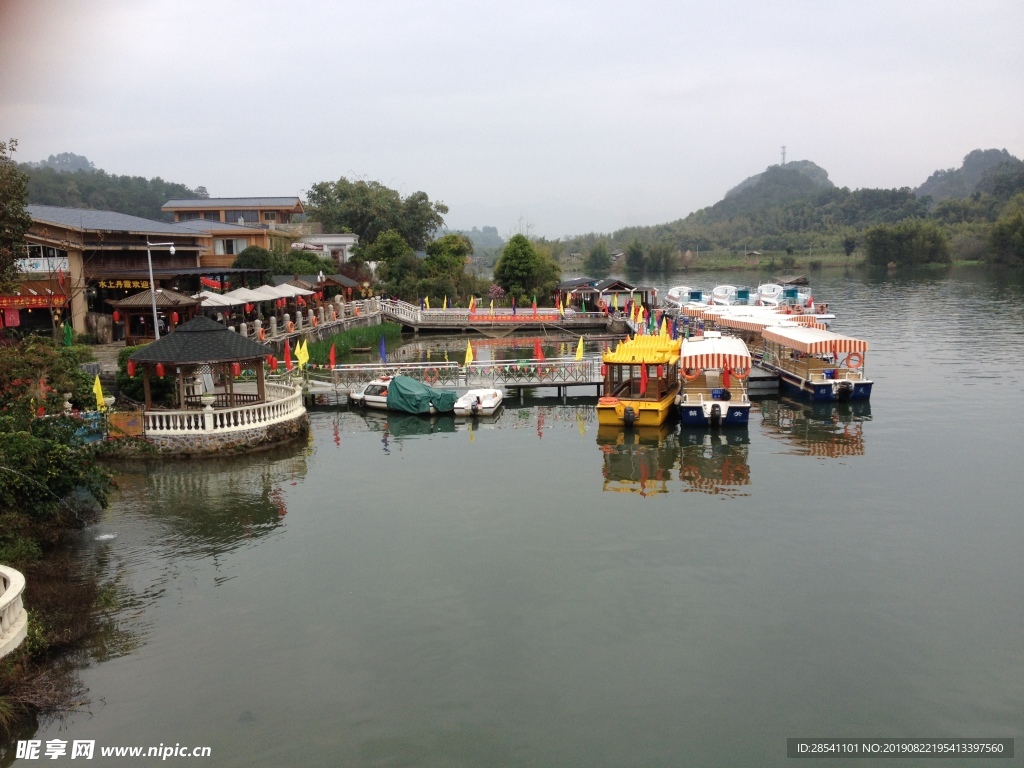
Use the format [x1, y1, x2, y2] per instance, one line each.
[16, 267, 1024, 766]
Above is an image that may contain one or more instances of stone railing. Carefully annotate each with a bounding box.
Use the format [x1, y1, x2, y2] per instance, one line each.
[142, 383, 305, 436]
[0, 564, 28, 659]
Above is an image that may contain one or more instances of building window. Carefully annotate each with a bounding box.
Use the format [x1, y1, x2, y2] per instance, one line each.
[213, 238, 249, 256]
[204, 212, 221, 221]
[263, 211, 277, 222]
[225, 210, 258, 224]
[178, 211, 202, 221]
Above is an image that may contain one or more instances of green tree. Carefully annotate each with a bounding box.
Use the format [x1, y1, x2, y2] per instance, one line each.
[364, 229, 417, 284]
[232, 245, 279, 272]
[1, 139, 32, 292]
[625, 239, 645, 273]
[493, 234, 561, 300]
[585, 240, 612, 274]
[305, 177, 448, 250]
[987, 195, 1024, 266]
[843, 236, 857, 259]
[645, 241, 675, 272]
[424, 233, 472, 279]
[864, 220, 950, 267]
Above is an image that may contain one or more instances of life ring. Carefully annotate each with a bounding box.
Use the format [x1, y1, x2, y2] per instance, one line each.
[287, 321, 295, 332]
[258, 327, 266, 341]
[424, 367, 439, 384]
[597, 299, 607, 310]
[783, 306, 792, 314]
[598, 396, 619, 405]
[792, 304, 804, 314]
[815, 303, 827, 315]
[682, 367, 701, 381]
[844, 352, 863, 369]
[732, 366, 750, 379]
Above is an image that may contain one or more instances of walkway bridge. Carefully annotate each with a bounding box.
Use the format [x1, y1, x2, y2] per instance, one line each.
[380, 299, 616, 334]
[293, 357, 607, 400]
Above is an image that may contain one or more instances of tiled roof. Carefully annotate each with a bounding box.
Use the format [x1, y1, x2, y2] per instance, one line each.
[172, 219, 259, 233]
[128, 315, 270, 365]
[107, 288, 200, 309]
[27, 205, 188, 236]
[162, 197, 303, 210]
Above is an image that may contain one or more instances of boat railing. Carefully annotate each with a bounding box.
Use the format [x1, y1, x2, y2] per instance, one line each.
[142, 383, 304, 436]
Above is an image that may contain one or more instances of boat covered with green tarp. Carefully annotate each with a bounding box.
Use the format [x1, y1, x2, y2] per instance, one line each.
[385, 375, 457, 414]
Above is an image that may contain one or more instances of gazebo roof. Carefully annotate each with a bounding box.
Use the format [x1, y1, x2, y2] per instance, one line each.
[107, 288, 201, 309]
[129, 315, 271, 365]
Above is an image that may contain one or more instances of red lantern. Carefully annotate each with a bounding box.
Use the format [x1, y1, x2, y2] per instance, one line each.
[156, 363, 166, 378]
[267, 355, 278, 371]
[171, 311, 179, 325]
[657, 365, 664, 379]
[112, 310, 121, 322]
[127, 360, 136, 377]
[231, 362, 242, 377]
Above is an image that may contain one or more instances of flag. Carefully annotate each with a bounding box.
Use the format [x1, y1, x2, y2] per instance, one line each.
[469, 296, 476, 314]
[425, 296, 430, 310]
[63, 320, 73, 347]
[296, 340, 309, 370]
[420, 297, 425, 310]
[531, 295, 537, 317]
[284, 339, 293, 371]
[443, 296, 448, 310]
[723, 368, 731, 389]
[489, 299, 494, 316]
[379, 335, 387, 362]
[660, 317, 668, 336]
[512, 296, 517, 315]
[558, 298, 564, 318]
[806, 294, 814, 308]
[613, 293, 618, 310]
[464, 341, 474, 366]
[533, 338, 545, 361]
[640, 362, 649, 395]
[575, 336, 584, 360]
[328, 343, 336, 368]
[581, 297, 587, 312]
[93, 375, 105, 410]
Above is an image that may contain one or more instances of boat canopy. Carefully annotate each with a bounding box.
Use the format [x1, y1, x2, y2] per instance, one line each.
[603, 335, 679, 366]
[761, 326, 868, 354]
[679, 335, 752, 369]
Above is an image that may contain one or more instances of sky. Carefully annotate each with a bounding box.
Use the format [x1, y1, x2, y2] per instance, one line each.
[2, 0, 1022, 239]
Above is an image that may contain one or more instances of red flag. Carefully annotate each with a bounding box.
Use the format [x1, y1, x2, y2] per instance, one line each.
[328, 343, 336, 368]
[57, 267, 66, 285]
[806, 294, 814, 308]
[533, 339, 545, 361]
[640, 362, 649, 395]
[723, 368, 731, 389]
[284, 340, 293, 371]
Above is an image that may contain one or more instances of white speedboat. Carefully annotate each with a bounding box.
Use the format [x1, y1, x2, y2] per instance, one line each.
[348, 377, 393, 409]
[453, 388, 504, 417]
[349, 375, 458, 414]
[663, 285, 703, 309]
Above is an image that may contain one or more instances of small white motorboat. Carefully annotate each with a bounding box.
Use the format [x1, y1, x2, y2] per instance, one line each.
[348, 377, 393, 410]
[453, 388, 503, 417]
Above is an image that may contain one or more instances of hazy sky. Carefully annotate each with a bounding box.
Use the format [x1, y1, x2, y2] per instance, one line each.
[2, 0, 1022, 238]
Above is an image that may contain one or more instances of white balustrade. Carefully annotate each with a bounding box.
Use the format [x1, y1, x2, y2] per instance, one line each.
[0, 564, 28, 659]
[142, 384, 305, 436]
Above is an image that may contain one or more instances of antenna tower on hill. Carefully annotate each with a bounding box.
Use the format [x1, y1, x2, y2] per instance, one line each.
[781, 146, 786, 165]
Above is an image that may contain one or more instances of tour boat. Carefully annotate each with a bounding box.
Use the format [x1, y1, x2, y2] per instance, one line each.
[676, 332, 752, 427]
[349, 375, 457, 414]
[453, 388, 504, 417]
[596, 335, 680, 428]
[663, 285, 704, 309]
[757, 325, 872, 401]
[710, 285, 755, 306]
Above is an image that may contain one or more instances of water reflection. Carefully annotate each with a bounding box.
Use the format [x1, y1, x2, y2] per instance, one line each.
[679, 430, 752, 496]
[597, 425, 676, 497]
[759, 398, 871, 458]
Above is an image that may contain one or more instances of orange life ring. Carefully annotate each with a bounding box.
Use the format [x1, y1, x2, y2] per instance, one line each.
[424, 367, 439, 384]
[682, 367, 701, 381]
[815, 303, 827, 315]
[844, 352, 863, 369]
[732, 366, 750, 379]
[287, 321, 295, 332]
[598, 396, 619, 405]
[793, 304, 804, 314]
[258, 327, 266, 341]
[597, 299, 607, 310]
[783, 306, 792, 314]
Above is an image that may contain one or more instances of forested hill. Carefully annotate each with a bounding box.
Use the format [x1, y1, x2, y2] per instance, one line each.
[21, 153, 207, 221]
[915, 149, 1024, 205]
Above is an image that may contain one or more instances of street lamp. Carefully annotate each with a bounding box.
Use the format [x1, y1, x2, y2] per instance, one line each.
[146, 241, 175, 340]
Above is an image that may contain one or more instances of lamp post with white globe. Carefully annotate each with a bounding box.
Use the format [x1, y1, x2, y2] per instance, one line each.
[145, 241, 176, 340]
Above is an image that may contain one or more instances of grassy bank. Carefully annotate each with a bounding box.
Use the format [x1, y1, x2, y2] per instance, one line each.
[305, 322, 403, 366]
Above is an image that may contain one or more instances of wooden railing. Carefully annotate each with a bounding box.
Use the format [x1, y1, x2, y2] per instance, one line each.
[142, 383, 305, 436]
[0, 564, 28, 659]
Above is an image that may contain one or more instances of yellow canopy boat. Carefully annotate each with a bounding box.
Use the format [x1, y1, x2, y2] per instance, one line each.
[596, 335, 680, 428]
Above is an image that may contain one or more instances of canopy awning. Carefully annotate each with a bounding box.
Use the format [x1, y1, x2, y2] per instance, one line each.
[679, 335, 752, 369]
[197, 290, 238, 307]
[249, 285, 294, 300]
[761, 326, 868, 354]
[271, 283, 315, 298]
[221, 287, 277, 303]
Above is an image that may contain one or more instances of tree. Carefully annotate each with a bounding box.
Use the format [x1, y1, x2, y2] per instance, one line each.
[987, 195, 1024, 266]
[423, 233, 472, 279]
[864, 220, 950, 267]
[305, 177, 448, 250]
[363, 229, 416, 284]
[493, 234, 561, 301]
[625, 239, 645, 273]
[645, 241, 675, 272]
[843, 236, 858, 259]
[232, 245, 278, 272]
[585, 240, 612, 274]
[1, 139, 32, 293]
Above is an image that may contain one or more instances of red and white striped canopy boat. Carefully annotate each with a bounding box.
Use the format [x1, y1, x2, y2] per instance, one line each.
[760, 326, 868, 355]
[679, 334, 752, 370]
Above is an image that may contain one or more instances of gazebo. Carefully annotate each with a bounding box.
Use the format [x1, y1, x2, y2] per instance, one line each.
[108, 288, 200, 346]
[128, 315, 273, 411]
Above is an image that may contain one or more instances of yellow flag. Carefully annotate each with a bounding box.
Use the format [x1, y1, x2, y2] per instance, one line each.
[425, 296, 430, 309]
[575, 335, 584, 360]
[558, 299, 564, 317]
[93, 374, 105, 410]
[296, 339, 310, 369]
[464, 341, 474, 366]
[443, 296, 448, 310]
[660, 317, 668, 336]
[613, 293, 619, 309]
[489, 299, 494, 315]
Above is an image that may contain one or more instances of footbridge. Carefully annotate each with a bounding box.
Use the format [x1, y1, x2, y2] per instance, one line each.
[380, 299, 616, 334]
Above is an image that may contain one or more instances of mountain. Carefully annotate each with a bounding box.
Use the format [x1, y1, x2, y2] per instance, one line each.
[693, 160, 835, 225]
[725, 159, 834, 198]
[915, 149, 1023, 204]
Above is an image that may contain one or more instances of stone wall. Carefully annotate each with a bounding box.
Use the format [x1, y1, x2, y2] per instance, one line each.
[145, 413, 309, 456]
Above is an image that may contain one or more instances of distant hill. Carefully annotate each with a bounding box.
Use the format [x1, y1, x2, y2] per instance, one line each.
[725, 159, 834, 198]
[453, 225, 505, 253]
[698, 160, 835, 225]
[915, 148, 1023, 204]
[21, 153, 208, 221]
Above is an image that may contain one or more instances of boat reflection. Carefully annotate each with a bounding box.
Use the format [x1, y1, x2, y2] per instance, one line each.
[759, 398, 871, 458]
[678, 430, 752, 496]
[597, 424, 677, 497]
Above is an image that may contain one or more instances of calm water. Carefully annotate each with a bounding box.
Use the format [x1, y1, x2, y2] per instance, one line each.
[20, 268, 1024, 766]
